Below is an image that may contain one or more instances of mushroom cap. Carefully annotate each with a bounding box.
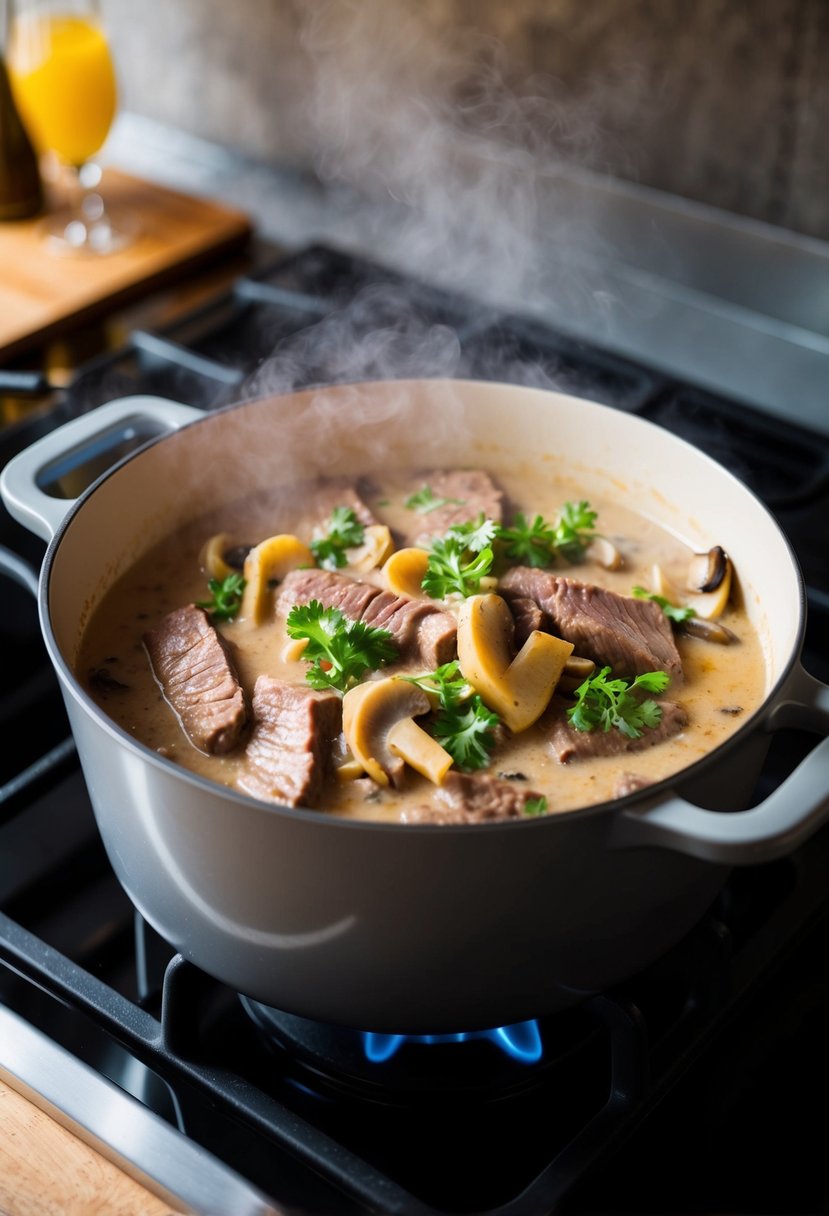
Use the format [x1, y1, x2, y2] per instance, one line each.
[344, 524, 394, 573]
[586, 536, 623, 571]
[382, 546, 431, 599]
[240, 534, 315, 625]
[688, 545, 729, 593]
[457, 594, 573, 732]
[342, 677, 432, 787]
[685, 548, 732, 619]
[200, 533, 237, 581]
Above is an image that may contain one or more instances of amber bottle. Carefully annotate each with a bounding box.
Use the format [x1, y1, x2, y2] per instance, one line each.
[0, 1, 42, 220]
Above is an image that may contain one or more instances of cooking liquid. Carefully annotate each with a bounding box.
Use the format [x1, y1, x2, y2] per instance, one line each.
[8, 12, 115, 164]
[77, 469, 767, 821]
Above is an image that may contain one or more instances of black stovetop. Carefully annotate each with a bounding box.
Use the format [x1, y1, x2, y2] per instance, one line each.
[1, 243, 828, 1215]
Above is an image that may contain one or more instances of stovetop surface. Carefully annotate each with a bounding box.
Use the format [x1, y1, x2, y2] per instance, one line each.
[1, 243, 828, 1215]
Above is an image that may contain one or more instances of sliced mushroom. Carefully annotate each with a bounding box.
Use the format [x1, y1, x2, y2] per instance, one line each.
[240, 534, 314, 625]
[688, 545, 729, 593]
[335, 757, 366, 782]
[280, 637, 308, 663]
[382, 547, 430, 599]
[200, 533, 237, 581]
[342, 677, 452, 787]
[345, 524, 394, 573]
[586, 536, 623, 571]
[651, 563, 682, 602]
[457, 594, 574, 733]
[387, 716, 454, 784]
[652, 553, 732, 622]
[678, 616, 737, 645]
[556, 654, 596, 694]
[685, 548, 732, 620]
[331, 733, 365, 782]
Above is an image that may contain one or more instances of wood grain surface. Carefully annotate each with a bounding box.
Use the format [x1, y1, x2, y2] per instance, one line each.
[0, 1080, 185, 1215]
[0, 168, 251, 362]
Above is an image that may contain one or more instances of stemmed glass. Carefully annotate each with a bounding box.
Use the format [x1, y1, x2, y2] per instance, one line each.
[6, 0, 132, 253]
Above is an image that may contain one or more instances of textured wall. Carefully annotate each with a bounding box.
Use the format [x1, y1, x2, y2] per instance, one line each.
[100, 0, 828, 241]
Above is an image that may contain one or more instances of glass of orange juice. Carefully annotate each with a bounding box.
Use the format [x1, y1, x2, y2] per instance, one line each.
[7, 0, 132, 253]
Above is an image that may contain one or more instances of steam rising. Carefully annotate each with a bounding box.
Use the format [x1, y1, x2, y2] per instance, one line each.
[243, 0, 616, 457]
[296, 0, 610, 304]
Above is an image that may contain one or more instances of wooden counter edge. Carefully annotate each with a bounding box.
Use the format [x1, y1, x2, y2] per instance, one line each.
[0, 1078, 187, 1216]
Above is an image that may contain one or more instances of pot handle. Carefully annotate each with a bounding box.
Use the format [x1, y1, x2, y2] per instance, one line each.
[612, 662, 829, 864]
[1, 396, 204, 543]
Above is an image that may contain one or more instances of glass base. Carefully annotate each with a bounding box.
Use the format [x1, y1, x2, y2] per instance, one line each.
[41, 198, 136, 255]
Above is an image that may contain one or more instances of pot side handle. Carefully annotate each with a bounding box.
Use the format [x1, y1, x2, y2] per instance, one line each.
[612, 662, 829, 864]
[0, 396, 204, 543]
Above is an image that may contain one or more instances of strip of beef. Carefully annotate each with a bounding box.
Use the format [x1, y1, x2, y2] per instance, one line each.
[309, 477, 379, 529]
[143, 605, 246, 755]
[400, 772, 545, 824]
[500, 568, 683, 679]
[547, 697, 688, 763]
[509, 595, 547, 648]
[237, 677, 341, 807]
[404, 468, 504, 543]
[278, 568, 457, 669]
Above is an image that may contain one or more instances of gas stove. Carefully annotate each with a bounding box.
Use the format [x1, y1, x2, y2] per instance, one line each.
[1, 242, 828, 1215]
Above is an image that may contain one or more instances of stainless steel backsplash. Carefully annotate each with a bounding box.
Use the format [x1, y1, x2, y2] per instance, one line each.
[100, 0, 826, 242]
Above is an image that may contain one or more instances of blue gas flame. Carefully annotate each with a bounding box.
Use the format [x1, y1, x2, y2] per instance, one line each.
[363, 1019, 542, 1064]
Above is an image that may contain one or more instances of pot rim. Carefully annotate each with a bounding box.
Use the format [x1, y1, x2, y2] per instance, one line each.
[37, 379, 808, 833]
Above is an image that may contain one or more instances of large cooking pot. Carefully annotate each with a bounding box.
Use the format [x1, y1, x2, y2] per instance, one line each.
[3, 381, 828, 1032]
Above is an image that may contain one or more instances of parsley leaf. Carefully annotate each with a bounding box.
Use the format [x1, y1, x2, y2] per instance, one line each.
[310, 507, 365, 570]
[196, 573, 246, 621]
[421, 515, 496, 598]
[445, 514, 498, 553]
[422, 540, 494, 599]
[523, 795, 549, 816]
[551, 500, 597, 562]
[432, 699, 500, 771]
[632, 586, 696, 623]
[404, 484, 465, 515]
[496, 501, 597, 567]
[404, 660, 473, 707]
[285, 601, 396, 692]
[497, 512, 557, 568]
[567, 665, 671, 739]
[405, 660, 499, 771]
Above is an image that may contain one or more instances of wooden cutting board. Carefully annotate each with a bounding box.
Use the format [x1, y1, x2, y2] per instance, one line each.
[0, 1080, 185, 1215]
[0, 168, 251, 362]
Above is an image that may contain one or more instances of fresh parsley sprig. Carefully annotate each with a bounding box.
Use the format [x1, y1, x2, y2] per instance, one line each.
[523, 795, 549, 816]
[310, 507, 365, 571]
[421, 514, 497, 599]
[405, 661, 473, 707]
[196, 573, 246, 621]
[496, 500, 597, 568]
[567, 666, 671, 739]
[432, 699, 500, 771]
[632, 586, 696, 623]
[406, 660, 499, 771]
[496, 512, 557, 568]
[552, 500, 597, 561]
[286, 601, 396, 693]
[404, 484, 465, 515]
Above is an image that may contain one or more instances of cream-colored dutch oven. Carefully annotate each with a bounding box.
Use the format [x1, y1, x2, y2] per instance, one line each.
[2, 380, 828, 1032]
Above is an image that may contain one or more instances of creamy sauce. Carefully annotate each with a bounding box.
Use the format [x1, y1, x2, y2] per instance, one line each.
[76, 468, 767, 819]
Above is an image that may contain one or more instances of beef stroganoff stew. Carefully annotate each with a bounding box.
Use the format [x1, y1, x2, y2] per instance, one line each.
[76, 461, 766, 824]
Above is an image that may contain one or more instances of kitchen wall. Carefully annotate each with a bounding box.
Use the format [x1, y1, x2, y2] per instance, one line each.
[101, 0, 828, 242]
